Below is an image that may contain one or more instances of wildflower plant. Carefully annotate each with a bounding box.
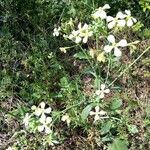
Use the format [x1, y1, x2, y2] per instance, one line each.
[2, 0, 149, 149]
[52, 4, 139, 125]
[23, 102, 53, 135]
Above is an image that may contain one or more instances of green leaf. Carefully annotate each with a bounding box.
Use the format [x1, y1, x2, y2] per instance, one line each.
[81, 104, 92, 121]
[101, 121, 112, 135]
[108, 139, 128, 150]
[74, 52, 89, 60]
[111, 99, 122, 110]
[127, 125, 138, 134]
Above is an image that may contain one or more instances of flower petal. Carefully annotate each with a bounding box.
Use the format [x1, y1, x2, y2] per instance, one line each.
[68, 34, 74, 39]
[104, 89, 110, 93]
[103, 4, 110, 10]
[132, 18, 137, 23]
[116, 12, 126, 19]
[46, 117, 52, 124]
[117, 20, 126, 27]
[104, 45, 113, 53]
[90, 111, 96, 115]
[75, 36, 82, 43]
[99, 11, 107, 19]
[94, 114, 100, 122]
[99, 110, 107, 115]
[31, 105, 36, 110]
[107, 35, 115, 43]
[35, 108, 42, 116]
[45, 107, 52, 114]
[92, 11, 100, 19]
[39, 114, 46, 124]
[89, 49, 95, 58]
[78, 22, 82, 29]
[88, 31, 93, 36]
[101, 84, 106, 90]
[118, 39, 128, 47]
[106, 16, 114, 22]
[40, 102, 45, 109]
[38, 125, 44, 132]
[62, 114, 68, 121]
[125, 10, 131, 16]
[100, 92, 105, 98]
[108, 21, 116, 29]
[114, 47, 122, 57]
[83, 36, 88, 43]
[82, 23, 89, 30]
[72, 30, 79, 36]
[45, 126, 52, 134]
[23, 113, 30, 127]
[95, 90, 101, 95]
[127, 18, 133, 26]
[95, 106, 100, 112]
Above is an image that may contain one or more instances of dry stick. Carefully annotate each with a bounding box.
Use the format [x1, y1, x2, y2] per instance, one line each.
[108, 46, 150, 87]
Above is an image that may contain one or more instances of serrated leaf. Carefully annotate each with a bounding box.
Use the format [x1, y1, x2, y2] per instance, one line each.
[81, 104, 92, 121]
[108, 139, 128, 150]
[74, 52, 88, 59]
[111, 99, 122, 110]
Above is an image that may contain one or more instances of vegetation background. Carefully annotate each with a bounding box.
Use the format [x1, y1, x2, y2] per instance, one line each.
[0, 0, 150, 149]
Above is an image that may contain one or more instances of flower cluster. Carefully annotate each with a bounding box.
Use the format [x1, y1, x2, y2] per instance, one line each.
[92, 5, 137, 57]
[23, 102, 72, 134]
[23, 102, 52, 134]
[106, 10, 137, 29]
[31, 102, 52, 134]
[55, 4, 137, 57]
[68, 23, 93, 43]
[92, 4, 137, 29]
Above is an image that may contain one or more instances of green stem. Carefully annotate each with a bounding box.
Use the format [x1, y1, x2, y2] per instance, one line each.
[0, 106, 20, 119]
[109, 46, 150, 87]
[79, 45, 96, 75]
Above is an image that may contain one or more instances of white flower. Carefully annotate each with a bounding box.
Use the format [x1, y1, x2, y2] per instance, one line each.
[107, 12, 126, 29]
[23, 113, 31, 127]
[38, 116, 52, 134]
[6, 146, 14, 150]
[95, 84, 110, 98]
[69, 30, 81, 43]
[89, 48, 96, 58]
[61, 114, 71, 126]
[68, 23, 92, 44]
[53, 27, 60, 36]
[124, 10, 137, 26]
[92, 4, 110, 19]
[78, 23, 93, 43]
[104, 35, 128, 57]
[59, 47, 67, 53]
[31, 102, 52, 119]
[90, 106, 107, 122]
